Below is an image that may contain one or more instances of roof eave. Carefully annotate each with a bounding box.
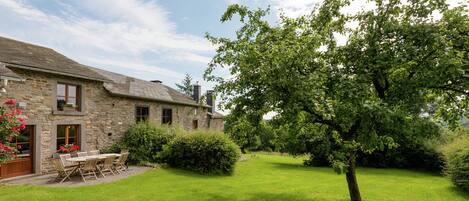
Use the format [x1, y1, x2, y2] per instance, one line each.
[4, 62, 110, 82]
[106, 90, 211, 108]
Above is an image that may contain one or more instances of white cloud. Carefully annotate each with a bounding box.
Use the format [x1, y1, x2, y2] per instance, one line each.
[0, 0, 214, 86]
[272, 0, 467, 19]
[272, 0, 320, 18]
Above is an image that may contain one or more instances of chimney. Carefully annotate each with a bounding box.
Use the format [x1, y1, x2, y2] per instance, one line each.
[192, 82, 201, 102]
[151, 80, 162, 84]
[206, 90, 215, 113]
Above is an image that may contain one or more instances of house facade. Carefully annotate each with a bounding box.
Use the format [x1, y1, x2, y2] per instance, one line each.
[0, 36, 224, 179]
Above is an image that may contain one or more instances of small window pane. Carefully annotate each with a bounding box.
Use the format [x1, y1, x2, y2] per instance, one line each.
[136, 106, 150, 122]
[57, 84, 66, 96]
[68, 125, 77, 135]
[67, 97, 76, 105]
[162, 109, 172, 124]
[57, 139, 66, 149]
[56, 125, 79, 150]
[68, 137, 76, 145]
[68, 85, 77, 98]
[57, 126, 66, 138]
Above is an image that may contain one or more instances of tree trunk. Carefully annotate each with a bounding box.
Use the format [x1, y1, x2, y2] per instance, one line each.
[345, 154, 362, 201]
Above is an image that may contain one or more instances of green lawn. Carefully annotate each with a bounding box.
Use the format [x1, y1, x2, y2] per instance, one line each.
[1, 154, 467, 201]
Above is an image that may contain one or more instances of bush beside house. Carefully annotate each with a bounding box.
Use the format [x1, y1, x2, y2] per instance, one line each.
[121, 122, 181, 164]
[108, 121, 241, 174]
[160, 131, 241, 174]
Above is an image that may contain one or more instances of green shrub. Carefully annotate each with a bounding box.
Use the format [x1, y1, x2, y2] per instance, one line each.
[357, 139, 444, 172]
[100, 142, 125, 154]
[442, 128, 469, 192]
[122, 121, 181, 163]
[161, 131, 241, 174]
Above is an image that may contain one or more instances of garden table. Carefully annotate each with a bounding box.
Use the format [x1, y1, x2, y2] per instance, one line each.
[66, 153, 121, 177]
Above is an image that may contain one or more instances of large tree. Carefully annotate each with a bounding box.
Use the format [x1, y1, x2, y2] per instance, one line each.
[205, 0, 468, 200]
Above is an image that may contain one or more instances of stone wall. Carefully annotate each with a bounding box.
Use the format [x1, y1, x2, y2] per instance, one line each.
[1, 68, 214, 174]
[210, 118, 224, 131]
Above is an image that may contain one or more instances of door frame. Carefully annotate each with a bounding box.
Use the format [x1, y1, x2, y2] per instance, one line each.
[25, 120, 42, 176]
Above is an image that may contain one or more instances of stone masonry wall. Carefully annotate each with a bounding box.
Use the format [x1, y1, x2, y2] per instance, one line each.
[2, 68, 213, 174]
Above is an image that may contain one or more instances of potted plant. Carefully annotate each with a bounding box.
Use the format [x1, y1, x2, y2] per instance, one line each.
[52, 144, 80, 158]
[57, 99, 65, 111]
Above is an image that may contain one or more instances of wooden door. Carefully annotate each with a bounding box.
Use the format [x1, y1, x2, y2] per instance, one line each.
[0, 125, 34, 179]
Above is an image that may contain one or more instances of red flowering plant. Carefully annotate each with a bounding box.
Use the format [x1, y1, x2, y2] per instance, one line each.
[57, 144, 80, 154]
[0, 99, 25, 164]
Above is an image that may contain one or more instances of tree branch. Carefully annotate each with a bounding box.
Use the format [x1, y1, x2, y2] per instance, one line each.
[302, 105, 345, 134]
[427, 86, 469, 96]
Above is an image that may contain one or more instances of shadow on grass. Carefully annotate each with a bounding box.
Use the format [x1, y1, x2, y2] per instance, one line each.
[270, 161, 444, 177]
[161, 167, 234, 179]
[447, 186, 469, 199]
[242, 192, 322, 201]
[202, 192, 319, 201]
[269, 162, 332, 173]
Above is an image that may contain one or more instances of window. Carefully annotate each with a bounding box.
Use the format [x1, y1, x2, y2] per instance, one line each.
[57, 125, 79, 150]
[162, 108, 172, 124]
[136, 106, 149, 122]
[57, 83, 81, 111]
[192, 120, 198, 129]
[10, 126, 33, 158]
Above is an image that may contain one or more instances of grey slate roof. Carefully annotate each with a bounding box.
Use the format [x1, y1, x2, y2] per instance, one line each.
[0, 36, 108, 82]
[0, 62, 23, 81]
[0, 35, 211, 108]
[89, 67, 208, 107]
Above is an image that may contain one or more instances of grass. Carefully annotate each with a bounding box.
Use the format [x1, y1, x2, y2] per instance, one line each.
[1, 154, 468, 201]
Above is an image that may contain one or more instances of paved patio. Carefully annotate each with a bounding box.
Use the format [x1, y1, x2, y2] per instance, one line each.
[1, 166, 152, 187]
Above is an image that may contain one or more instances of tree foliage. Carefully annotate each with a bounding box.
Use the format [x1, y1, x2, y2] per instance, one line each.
[224, 111, 278, 153]
[176, 73, 194, 96]
[205, 1, 468, 200]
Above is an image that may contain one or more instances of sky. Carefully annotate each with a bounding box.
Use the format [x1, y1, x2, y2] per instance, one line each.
[0, 0, 465, 117]
[0, 0, 282, 91]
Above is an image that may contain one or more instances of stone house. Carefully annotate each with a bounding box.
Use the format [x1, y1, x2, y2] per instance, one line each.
[0, 36, 224, 179]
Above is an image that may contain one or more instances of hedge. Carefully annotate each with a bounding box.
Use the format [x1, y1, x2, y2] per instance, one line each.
[160, 131, 241, 174]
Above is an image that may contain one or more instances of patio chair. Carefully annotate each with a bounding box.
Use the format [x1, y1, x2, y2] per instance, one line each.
[79, 158, 99, 182]
[88, 150, 99, 156]
[59, 153, 75, 168]
[77, 152, 88, 157]
[99, 155, 117, 177]
[51, 158, 75, 183]
[114, 152, 129, 173]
